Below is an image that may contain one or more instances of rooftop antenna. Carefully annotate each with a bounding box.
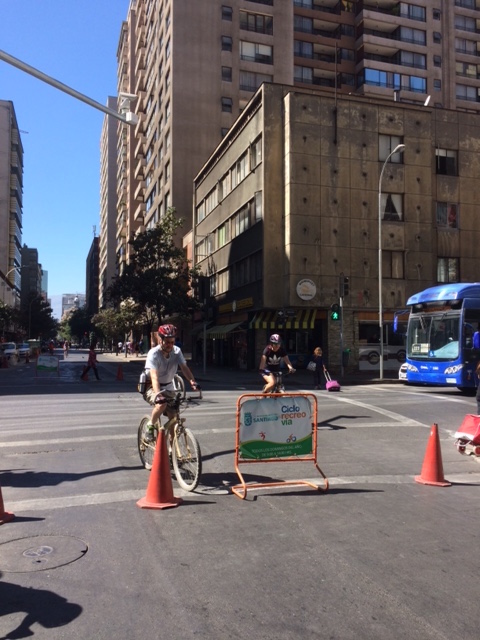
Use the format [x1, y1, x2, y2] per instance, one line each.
[93, 225, 97, 237]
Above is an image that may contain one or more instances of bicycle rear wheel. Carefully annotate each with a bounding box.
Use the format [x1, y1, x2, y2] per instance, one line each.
[171, 425, 202, 491]
[137, 417, 157, 471]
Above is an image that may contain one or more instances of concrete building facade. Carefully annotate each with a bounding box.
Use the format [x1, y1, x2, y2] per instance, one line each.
[0, 100, 23, 307]
[193, 84, 480, 371]
[99, 96, 118, 308]
[109, 0, 480, 370]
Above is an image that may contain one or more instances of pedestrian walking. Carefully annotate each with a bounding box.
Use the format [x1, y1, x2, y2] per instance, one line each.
[81, 344, 101, 381]
[311, 347, 325, 390]
[63, 340, 69, 359]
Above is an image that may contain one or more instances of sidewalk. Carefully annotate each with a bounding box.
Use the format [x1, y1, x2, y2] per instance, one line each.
[97, 350, 401, 387]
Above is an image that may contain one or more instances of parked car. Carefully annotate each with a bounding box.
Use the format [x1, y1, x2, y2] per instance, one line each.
[1, 342, 18, 359]
[16, 343, 31, 358]
[398, 362, 408, 381]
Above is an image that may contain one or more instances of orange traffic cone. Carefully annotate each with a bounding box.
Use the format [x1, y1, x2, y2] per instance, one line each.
[137, 429, 182, 510]
[415, 423, 451, 487]
[116, 365, 124, 381]
[0, 485, 14, 525]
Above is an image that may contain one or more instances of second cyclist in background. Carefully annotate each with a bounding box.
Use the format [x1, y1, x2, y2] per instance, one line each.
[143, 324, 198, 441]
[259, 334, 295, 393]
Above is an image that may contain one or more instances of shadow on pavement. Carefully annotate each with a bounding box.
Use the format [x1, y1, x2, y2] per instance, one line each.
[0, 465, 141, 489]
[0, 571, 82, 640]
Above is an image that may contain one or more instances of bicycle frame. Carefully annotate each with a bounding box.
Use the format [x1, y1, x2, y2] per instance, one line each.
[138, 389, 203, 491]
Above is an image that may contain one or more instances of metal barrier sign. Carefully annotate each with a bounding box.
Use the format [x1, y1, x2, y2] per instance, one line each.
[233, 392, 328, 500]
[36, 355, 59, 376]
[239, 395, 313, 460]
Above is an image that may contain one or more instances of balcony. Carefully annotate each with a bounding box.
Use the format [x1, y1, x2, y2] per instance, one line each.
[133, 201, 146, 222]
[134, 134, 146, 157]
[134, 180, 146, 201]
[134, 157, 146, 180]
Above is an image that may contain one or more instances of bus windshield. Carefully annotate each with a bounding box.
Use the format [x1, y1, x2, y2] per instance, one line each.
[407, 314, 460, 360]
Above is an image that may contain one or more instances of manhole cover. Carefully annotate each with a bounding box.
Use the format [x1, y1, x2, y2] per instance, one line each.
[0, 535, 88, 573]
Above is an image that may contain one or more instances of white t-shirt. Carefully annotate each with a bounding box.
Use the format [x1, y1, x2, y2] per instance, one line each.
[145, 345, 186, 387]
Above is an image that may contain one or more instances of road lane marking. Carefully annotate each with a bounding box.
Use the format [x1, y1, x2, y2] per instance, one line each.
[331, 396, 428, 427]
[7, 472, 480, 512]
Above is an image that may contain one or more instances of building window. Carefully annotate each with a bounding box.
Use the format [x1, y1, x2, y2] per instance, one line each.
[435, 148, 457, 176]
[434, 79, 441, 90]
[254, 191, 263, 222]
[196, 201, 205, 224]
[434, 55, 442, 67]
[240, 11, 273, 35]
[222, 6, 233, 21]
[456, 62, 478, 78]
[437, 258, 459, 283]
[381, 194, 403, 222]
[433, 9, 441, 19]
[456, 84, 480, 102]
[250, 136, 262, 170]
[294, 65, 313, 83]
[240, 41, 273, 64]
[433, 32, 441, 44]
[221, 127, 229, 137]
[436, 202, 458, 229]
[222, 66, 232, 81]
[221, 96, 233, 112]
[232, 204, 250, 238]
[221, 35, 233, 51]
[383, 251, 405, 279]
[379, 135, 404, 163]
[239, 70, 273, 91]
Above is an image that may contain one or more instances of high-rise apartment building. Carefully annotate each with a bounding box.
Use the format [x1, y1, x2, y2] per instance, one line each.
[110, 0, 480, 369]
[86, 236, 100, 317]
[99, 96, 119, 308]
[20, 245, 42, 302]
[0, 100, 23, 307]
[117, 1, 480, 252]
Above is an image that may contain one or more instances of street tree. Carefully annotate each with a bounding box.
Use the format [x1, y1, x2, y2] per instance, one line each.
[107, 208, 199, 333]
[20, 294, 58, 340]
[91, 302, 142, 347]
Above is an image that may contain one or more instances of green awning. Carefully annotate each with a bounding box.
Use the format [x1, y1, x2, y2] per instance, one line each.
[205, 322, 244, 339]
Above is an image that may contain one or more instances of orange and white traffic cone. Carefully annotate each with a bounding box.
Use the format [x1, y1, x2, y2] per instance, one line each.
[415, 423, 451, 487]
[137, 429, 182, 510]
[0, 485, 14, 525]
[116, 365, 124, 381]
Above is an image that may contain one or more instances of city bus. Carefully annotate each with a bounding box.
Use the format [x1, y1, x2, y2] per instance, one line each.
[405, 283, 480, 390]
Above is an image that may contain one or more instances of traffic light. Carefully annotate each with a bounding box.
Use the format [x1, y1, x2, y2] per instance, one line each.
[330, 303, 340, 321]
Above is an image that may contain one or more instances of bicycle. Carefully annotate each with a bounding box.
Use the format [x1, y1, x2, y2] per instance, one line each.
[137, 378, 202, 492]
[262, 369, 295, 394]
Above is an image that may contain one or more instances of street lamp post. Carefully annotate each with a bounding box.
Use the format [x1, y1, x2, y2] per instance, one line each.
[378, 143, 405, 380]
[1, 266, 21, 303]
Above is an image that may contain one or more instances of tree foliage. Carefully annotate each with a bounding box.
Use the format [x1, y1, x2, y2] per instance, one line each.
[19, 294, 58, 340]
[107, 208, 199, 331]
[91, 301, 141, 344]
[62, 306, 92, 344]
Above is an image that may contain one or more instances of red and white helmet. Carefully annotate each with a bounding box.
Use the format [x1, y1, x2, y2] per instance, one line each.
[158, 324, 177, 338]
[269, 334, 281, 344]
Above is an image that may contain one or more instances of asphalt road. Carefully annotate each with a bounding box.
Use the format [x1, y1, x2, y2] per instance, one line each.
[1, 351, 480, 639]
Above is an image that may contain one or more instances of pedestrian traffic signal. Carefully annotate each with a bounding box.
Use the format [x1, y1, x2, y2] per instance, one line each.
[330, 303, 340, 321]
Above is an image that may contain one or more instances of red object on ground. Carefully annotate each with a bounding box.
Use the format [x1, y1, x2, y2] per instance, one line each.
[415, 423, 451, 487]
[137, 429, 182, 510]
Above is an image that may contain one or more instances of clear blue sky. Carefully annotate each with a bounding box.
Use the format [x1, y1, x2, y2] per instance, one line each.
[1, 0, 129, 317]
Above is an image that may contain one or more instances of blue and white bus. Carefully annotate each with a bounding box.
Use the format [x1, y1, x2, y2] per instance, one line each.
[405, 283, 480, 390]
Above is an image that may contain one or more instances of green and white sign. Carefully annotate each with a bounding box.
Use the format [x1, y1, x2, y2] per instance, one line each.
[36, 355, 59, 373]
[239, 395, 313, 460]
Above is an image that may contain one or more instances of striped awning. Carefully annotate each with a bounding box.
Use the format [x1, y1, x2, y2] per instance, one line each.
[250, 309, 316, 330]
[205, 322, 244, 339]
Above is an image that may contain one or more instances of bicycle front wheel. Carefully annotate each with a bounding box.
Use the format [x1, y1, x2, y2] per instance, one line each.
[137, 417, 157, 471]
[171, 426, 202, 491]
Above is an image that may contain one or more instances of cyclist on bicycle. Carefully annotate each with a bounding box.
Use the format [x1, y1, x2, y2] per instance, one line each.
[143, 324, 198, 441]
[259, 334, 295, 393]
